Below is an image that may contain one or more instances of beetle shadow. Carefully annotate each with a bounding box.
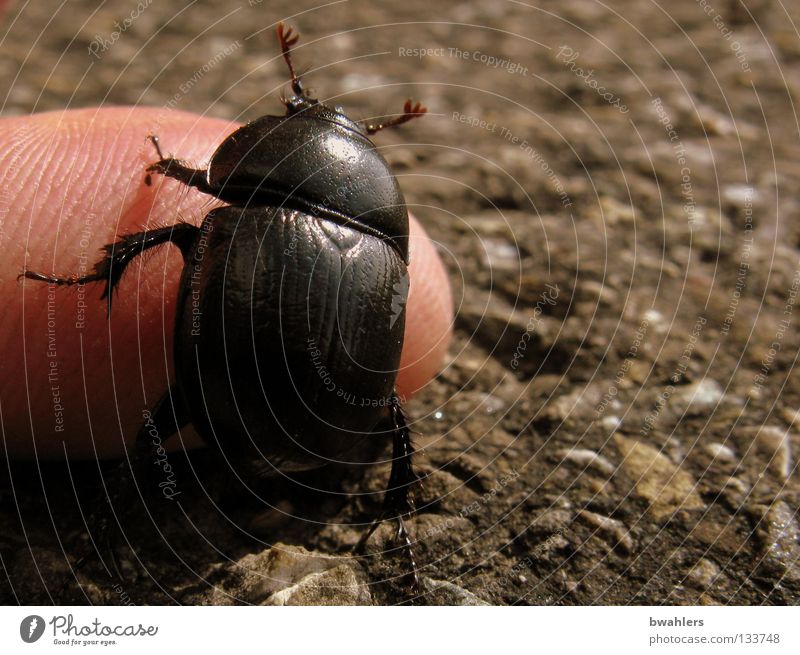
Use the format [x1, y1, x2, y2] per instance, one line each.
[209, 434, 395, 543]
[0, 435, 393, 603]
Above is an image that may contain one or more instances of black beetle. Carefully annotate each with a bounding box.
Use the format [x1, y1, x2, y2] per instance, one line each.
[23, 23, 426, 582]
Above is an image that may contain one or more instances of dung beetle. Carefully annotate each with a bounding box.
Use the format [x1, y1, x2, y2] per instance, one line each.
[23, 23, 426, 584]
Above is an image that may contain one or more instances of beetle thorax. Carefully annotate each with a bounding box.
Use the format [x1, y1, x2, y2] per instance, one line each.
[205, 110, 410, 262]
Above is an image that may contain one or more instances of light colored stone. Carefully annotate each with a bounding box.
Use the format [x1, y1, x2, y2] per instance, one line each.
[422, 577, 490, 605]
[723, 184, 761, 208]
[758, 502, 800, 583]
[557, 448, 616, 476]
[601, 415, 622, 432]
[578, 510, 634, 553]
[206, 544, 370, 606]
[480, 237, 520, 271]
[530, 509, 573, 534]
[614, 435, 705, 518]
[687, 558, 721, 588]
[736, 426, 793, 481]
[581, 280, 618, 305]
[704, 442, 737, 462]
[695, 105, 736, 136]
[755, 427, 792, 481]
[544, 386, 602, 421]
[779, 406, 800, 429]
[264, 565, 370, 606]
[644, 309, 669, 333]
[669, 380, 723, 416]
[596, 195, 635, 225]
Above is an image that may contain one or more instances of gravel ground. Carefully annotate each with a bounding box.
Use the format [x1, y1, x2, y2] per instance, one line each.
[2, 0, 800, 605]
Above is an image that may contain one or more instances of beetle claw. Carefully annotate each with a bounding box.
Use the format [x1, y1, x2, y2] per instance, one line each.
[145, 160, 168, 174]
[146, 134, 165, 159]
[394, 515, 421, 594]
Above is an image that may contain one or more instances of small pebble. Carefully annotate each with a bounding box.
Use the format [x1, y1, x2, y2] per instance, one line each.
[704, 442, 737, 462]
[578, 509, 635, 554]
[557, 448, 616, 476]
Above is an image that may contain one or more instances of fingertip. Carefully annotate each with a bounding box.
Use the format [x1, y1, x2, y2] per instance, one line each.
[397, 213, 453, 399]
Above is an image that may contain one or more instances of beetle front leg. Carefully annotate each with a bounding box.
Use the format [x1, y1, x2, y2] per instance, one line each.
[354, 396, 421, 589]
[144, 134, 215, 195]
[21, 223, 198, 316]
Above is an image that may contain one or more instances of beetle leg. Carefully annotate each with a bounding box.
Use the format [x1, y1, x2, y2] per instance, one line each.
[144, 135, 216, 195]
[361, 99, 427, 135]
[145, 158, 215, 195]
[21, 223, 198, 317]
[354, 397, 421, 590]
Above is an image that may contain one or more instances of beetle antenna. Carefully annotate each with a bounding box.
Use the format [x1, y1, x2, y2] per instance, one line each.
[362, 99, 427, 135]
[276, 22, 305, 97]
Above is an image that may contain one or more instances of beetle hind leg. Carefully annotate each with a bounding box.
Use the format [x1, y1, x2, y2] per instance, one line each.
[354, 396, 421, 590]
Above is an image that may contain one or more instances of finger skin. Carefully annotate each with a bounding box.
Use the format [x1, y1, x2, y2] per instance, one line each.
[0, 107, 452, 459]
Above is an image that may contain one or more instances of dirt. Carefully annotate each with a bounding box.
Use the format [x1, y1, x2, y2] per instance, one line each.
[2, 0, 800, 605]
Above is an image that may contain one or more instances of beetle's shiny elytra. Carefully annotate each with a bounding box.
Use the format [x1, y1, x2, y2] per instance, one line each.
[23, 22, 427, 585]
